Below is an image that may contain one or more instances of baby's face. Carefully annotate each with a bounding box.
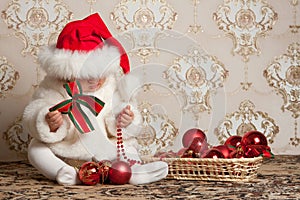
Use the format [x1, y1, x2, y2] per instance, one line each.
[77, 78, 106, 93]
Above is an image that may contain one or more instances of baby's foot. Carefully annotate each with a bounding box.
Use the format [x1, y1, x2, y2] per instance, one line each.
[129, 161, 168, 185]
[56, 165, 81, 185]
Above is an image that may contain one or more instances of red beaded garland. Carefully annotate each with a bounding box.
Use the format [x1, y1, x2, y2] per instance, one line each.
[116, 127, 142, 166]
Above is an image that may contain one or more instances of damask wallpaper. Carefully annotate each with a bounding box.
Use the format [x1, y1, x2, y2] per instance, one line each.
[0, 0, 299, 161]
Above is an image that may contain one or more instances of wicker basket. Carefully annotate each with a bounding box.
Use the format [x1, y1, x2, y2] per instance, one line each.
[144, 156, 263, 182]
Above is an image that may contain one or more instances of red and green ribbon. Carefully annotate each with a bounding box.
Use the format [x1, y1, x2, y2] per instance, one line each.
[49, 80, 105, 133]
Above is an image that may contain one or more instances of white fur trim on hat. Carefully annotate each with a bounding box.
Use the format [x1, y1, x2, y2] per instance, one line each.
[38, 44, 122, 80]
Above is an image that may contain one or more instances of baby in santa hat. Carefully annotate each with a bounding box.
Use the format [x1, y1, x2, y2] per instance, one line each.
[23, 13, 168, 185]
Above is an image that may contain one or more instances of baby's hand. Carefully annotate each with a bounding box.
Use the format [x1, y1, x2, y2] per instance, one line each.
[45, 111, 63, 132]
[117, 105, 134, 128]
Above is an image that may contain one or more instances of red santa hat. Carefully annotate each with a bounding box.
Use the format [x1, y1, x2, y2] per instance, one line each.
[38, 13, 130, 80]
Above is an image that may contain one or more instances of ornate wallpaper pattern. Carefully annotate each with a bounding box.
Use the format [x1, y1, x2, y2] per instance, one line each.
[1, 0, 72, 58]
[110, 0, 177, 63]
[163, 47, 228, 120]
[0, 0, 299, 161]
[0, 56, 19, 99]
[264, 42, 300, 147]
[213, 0, 278, 62]
[215, 100, 279, 144]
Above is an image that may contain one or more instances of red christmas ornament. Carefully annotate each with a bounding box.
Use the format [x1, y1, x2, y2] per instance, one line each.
[241, 131, 268, 146]
[224, 135, 242, 151]
[99, 160, 112, 168]
[108, 161, 132, 185]
[244, 144, 273, 158]
[201, 148, 225, 159]
[213, 145, 231, 158]
[243, 145, 262, 158]
[187, 137, 208, 157]
[182, 128, 206, 148]
[241, 130, 272, 158]
[78, 162, 101, 185]
[181, 149, 195, 158]
[177, 147, 188, 157]
[229, 149, 245, 158]
[98, 160, 112, 184]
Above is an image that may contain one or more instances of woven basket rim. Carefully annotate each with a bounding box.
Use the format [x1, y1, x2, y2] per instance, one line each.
[144, 156, 263, 163]
[143, 156, 264, 182]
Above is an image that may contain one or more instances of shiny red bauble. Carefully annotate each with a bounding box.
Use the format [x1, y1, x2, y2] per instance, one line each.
[108, 161, 132, 185]
[177, 147, 188, 157]
[241, 131, 268, 146]
[224, 135, 242, 151]
[243, 145, 262, 158]
[181, 149, 195, 158]
[244, 144, 272, 158]
[229, 150, 245, 158]
[78, 162, 101, 185]
[187, 137, 209, 157]
[182, 128, 206, 148]
[201, 148, 225, 159]
[98, 160, 112, 184]
[213, 145, 231, 158]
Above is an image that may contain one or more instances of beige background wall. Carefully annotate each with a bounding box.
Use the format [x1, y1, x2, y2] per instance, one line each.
[0, 0, 299, 161]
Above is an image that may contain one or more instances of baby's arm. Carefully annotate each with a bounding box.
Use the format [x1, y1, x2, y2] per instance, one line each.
[105, 103, 142, 140]
[23, 78, 71, 143]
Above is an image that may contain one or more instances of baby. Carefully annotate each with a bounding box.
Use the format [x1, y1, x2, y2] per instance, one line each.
[23, 13, 168, 185]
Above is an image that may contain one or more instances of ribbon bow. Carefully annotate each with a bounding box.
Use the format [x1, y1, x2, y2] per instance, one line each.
[49, 80, 105, 133]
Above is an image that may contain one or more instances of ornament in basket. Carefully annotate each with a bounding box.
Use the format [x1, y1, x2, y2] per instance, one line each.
[150, 129, 273, 182]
